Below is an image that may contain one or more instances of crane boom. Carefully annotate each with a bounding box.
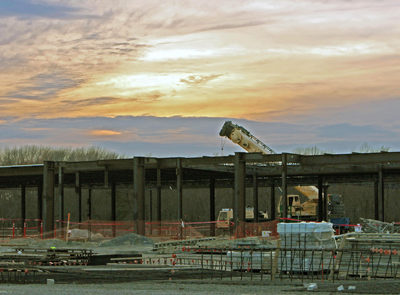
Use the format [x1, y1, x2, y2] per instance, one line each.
[219, 121, 319, 200]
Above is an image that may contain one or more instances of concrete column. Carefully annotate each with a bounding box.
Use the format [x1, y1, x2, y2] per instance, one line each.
[234, 152, 246, 237]
[270, 180, 276, 220]
[281, 153, 288, 219]
[374, 178, 379, 220]
[21, 184, 26, 228]
[156, 164, 162, 232]
[318, 177, 323, 222]
[88, 187, 92, 220]
[75, 172, 82, 222]
[253, 172, 259, 222]
[58, 166, 64, 221]
[133, 157, 145, 235]
[43, 161, 55, 233]
[149, 189, 153, 235]
[37, 183, 43, 221]
[323, 185, 329, 221]
[378, 166, 384, 221]
[111, 182, 116, 237]
[176, 159, 183, 221]
[104, 167, 109, 188]
[209, 177, 215, 236]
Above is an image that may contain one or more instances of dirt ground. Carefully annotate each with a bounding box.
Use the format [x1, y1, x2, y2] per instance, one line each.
[1, 279, 399, 295]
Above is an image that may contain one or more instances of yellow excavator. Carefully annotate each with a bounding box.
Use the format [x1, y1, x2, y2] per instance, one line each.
[218, 120, 341, 221]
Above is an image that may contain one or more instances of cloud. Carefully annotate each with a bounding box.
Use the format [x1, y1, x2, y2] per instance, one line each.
[0, 0, 79, 19]
[180, 74, 223, 86]
[2, 72, 81, 101]
[89, 130, 122, 137]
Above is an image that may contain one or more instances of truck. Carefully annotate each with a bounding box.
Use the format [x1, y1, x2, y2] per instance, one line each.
[218, 120, 344, 221]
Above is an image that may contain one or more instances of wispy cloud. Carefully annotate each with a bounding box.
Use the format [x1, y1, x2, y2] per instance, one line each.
[0, 0, 79, 19]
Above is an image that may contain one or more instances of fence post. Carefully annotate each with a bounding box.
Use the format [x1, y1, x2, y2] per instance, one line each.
[12, 222, 15, 239]
[54, 224, 57, 239]
[23, 222, 27, 237]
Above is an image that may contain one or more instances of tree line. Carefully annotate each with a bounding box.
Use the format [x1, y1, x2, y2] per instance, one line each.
[0, 145, 123, 165]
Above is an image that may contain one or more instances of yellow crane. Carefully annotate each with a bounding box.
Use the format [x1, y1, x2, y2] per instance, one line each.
[219, 121, 320, 219]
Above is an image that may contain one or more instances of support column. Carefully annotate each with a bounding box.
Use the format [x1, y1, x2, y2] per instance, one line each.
[149, 189, 153, 235]
[378, 166, 384, 221]
[156, 164, 162, 233]
[176, 159, 183, 221]
[318, 177, 323, 222]
[209, 177, 215, 236]
[75, 172, 82, 222]
[133, 157, 145, 235]
[253, 172, 259, 222]
[281, 153, 288, 219]
[323, 185, 329, 221]
[43, 161, 55, 233]
[111, 182, 116, 237]
[58, 166, 64, 222]
[21, 184, 26, 228]
[37, 183, 43, 221]
[104, 167, 109, 188]
[234, 152, 246, 237]
[270, 180, 276, 220]
[88, 187, 92, 220]
[374, 178, 379, 220]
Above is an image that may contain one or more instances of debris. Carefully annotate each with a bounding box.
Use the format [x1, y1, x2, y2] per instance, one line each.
[47, 278, 55, 285]
[99, 233, 154, 247]
[348, 285, 356, 290]
[306, 283, 318, 291]
[337, 285, 344, 291]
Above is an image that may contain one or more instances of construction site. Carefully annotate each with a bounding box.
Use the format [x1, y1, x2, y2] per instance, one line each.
[1, 121, 400, 294]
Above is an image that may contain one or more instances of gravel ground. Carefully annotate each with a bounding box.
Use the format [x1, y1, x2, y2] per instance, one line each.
[1, 279, 396, 295]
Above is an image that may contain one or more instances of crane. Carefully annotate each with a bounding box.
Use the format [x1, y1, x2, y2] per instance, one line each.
[219, 120, 320, 219]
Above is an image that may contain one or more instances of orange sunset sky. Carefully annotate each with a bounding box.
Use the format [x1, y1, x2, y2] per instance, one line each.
[0, 0, 399, 156]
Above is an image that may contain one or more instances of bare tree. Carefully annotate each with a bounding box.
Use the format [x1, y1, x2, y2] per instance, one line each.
[0, 145, 123, 165]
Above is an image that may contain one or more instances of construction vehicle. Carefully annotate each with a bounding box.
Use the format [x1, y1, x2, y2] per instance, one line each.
[216, 207, 268, 233]
[218, 120, 344, 220]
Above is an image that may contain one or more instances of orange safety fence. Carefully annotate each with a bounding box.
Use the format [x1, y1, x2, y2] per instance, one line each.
[0, 218, 43, 239]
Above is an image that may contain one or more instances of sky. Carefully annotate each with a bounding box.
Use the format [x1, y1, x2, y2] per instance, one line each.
[0, 0, 399, 157]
